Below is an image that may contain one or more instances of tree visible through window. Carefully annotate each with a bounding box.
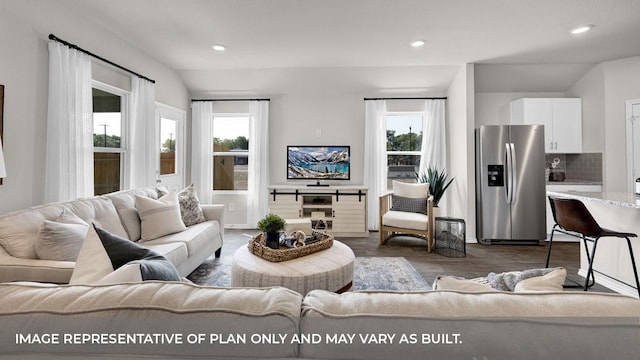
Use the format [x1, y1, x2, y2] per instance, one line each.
[386, 113, 423, 189]
[212, 115, 249, 191]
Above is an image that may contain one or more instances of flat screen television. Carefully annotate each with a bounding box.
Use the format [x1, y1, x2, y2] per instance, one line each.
[287, 146, 350, 181]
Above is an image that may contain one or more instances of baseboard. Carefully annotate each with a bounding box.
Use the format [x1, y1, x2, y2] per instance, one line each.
[578, 268, 639, 298]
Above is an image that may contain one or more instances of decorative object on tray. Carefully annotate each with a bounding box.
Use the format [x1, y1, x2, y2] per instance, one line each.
[256, 213, 287, 249]
[247, 229, 334, 262]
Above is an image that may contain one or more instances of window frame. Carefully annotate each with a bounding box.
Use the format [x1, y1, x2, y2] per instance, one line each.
[91, 80, 129, 195]
[212, 112, 250, 194]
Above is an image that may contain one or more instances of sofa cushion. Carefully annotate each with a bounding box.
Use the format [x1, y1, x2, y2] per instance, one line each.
[382, 210, 429, 231]
[143, 241, 189, 267]
[142, 220, 219, 256]
[392, 180, 429, 198]
[0, 197, 124, 259]
[70, 225, 181, 284]
[136, 192, 186, 241]
[157, 184, 206, 227]
[106, 188, 158, 241]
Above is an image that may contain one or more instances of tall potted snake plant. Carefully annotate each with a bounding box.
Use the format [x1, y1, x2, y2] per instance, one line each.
[416, 166, 454, 217]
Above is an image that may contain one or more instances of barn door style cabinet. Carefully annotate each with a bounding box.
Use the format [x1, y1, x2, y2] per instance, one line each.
[268, 186, 368, 237]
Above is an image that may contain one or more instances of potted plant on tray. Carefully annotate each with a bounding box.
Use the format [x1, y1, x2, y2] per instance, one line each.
[417, 166, 454, 217]
[257, 213, 287, 249]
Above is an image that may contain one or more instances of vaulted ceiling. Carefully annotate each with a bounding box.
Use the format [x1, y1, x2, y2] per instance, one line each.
[16, 0, 640, 91]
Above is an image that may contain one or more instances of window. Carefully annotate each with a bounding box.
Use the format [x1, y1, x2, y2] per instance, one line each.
[92, 84, 127, 195]
[386, 113, 423, 189]
[212, 114, 249, 191]
[159, 117, 177, 175]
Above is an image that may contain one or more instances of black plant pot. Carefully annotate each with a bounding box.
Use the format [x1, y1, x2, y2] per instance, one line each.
[265, 232, 280, 249]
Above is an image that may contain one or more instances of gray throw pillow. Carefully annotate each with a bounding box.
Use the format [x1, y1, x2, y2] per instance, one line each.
[157, 184, 207, 226]
[391, 195, 428, 215]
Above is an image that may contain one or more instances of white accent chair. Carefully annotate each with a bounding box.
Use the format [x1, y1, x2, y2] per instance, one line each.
[379, 181, 434, 252]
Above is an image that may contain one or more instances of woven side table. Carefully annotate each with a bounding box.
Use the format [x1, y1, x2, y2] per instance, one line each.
[434, 217, 466, 257]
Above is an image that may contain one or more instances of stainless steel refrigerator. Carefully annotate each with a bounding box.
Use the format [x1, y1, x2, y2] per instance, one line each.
[475, 125, 546, 245]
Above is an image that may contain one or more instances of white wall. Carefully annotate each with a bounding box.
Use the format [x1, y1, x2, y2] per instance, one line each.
[474, 92, 565, 127]
[566, 64, 605, 154]
[0, 1, 189, 213]
[446, 64, 475, 240]
[602, 57, 640, 192]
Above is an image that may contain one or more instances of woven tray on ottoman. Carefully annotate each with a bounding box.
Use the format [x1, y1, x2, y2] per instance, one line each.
[248, 230, 334, 262]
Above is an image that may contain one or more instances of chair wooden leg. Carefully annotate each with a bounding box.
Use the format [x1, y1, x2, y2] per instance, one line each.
[624, 237, 640, 298]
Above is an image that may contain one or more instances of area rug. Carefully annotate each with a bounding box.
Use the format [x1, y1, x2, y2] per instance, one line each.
[188, 256, 431, 291]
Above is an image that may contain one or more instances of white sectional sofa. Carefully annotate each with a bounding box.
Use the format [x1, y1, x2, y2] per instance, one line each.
[0, 282, 638, 359]
[0, 188, 224, 283]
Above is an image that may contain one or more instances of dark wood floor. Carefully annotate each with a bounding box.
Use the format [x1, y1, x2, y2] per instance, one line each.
[217, 229, 612, 293]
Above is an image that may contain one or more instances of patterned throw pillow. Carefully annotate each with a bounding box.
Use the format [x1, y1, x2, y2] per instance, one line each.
[157, 184, 207, 227]
[391, 195, 428, 215]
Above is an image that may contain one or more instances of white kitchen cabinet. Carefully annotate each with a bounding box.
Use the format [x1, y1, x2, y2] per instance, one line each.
[511, 98, 582, 153]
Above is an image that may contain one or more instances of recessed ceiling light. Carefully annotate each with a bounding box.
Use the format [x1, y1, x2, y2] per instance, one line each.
[212, 44, 226, 51]
[410, 40, 425, 48]
[570, 25, 594, 34]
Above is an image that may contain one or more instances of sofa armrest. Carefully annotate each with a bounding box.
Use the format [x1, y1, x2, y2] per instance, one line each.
[201, 204, 225, 225]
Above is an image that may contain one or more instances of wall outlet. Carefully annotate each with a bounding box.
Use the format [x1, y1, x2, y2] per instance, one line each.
[228, 203, 235, 212]
[315, 129, 322, 137]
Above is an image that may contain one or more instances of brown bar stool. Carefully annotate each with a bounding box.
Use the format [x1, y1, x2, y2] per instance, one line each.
[546, 196, 640, 297]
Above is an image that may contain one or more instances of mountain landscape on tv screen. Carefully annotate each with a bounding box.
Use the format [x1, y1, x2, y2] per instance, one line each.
[288, 147, 349, 179]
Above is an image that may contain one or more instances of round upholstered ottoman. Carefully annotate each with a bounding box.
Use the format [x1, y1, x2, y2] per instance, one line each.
[231, 240, 355, 295]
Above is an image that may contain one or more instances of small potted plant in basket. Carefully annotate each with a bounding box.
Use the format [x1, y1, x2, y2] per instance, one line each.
[257, 213, 287, 249]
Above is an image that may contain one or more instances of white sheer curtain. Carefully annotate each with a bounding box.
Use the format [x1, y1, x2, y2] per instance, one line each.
[191, 101, 214, 204]
[127, 77, 156, 189]
[45, 41, 93, 202]
[247, 101, 270, 227]
[364, 100, 387, 230]
[418, 99, 446, 174]
[418, 99, 447, 210]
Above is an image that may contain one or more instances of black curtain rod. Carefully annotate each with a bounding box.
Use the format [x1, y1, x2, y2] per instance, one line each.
[48, 34, 156, 84]
[191, 98, 270, 102]
[364, 97, 447, 100]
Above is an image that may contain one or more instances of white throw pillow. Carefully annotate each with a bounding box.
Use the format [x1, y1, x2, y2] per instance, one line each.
[35, 209, 89, 261]
[69, 226, 114, 284]
[136, 192, 186, 241]
[432, 275, 497, 292]
[514, 268, 567, 292]
[392, 180, 429, 198]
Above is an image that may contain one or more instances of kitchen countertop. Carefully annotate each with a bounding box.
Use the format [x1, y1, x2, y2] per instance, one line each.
[547, 191, 640, 209]
[546, 180, 603, 186]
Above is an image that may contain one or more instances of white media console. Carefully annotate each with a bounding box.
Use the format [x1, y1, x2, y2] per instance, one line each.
[268, 185, 368, 237]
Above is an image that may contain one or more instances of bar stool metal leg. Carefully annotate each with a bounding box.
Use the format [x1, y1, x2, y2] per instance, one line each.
[624, 237, 640, 298]
[585, 237, 600, 291]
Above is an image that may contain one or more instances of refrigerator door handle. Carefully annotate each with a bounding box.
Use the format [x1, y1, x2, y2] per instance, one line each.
[504, 143, 512, 203]
[509, 143, 517, 204]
